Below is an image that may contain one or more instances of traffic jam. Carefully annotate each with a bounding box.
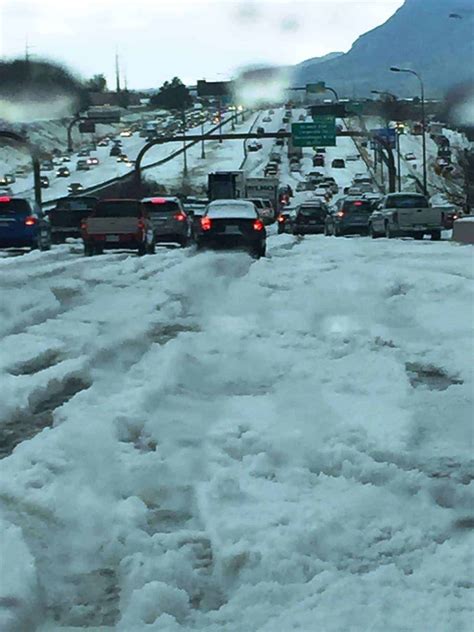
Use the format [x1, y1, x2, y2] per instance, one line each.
[0, 108, 461, 260]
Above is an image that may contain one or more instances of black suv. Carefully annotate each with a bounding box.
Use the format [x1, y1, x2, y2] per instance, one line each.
[325, 197, 373, 236]
[293, 203, 328, 235]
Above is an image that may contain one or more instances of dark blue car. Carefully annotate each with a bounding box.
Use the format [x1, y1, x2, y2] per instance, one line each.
[0, 196, 51, 251]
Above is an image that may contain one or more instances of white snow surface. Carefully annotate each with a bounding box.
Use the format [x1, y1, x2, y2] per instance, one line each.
[0, 233, 473, 631]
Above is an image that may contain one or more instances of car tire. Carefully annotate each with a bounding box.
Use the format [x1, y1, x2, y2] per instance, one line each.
[334, 226, 343, 237]
[414, 233, 424, 240]
[39, 241, 51, 252]
[84, 243, 94, 256]
[179, 236, 189, 248]
[369, 224, 379, 239]
[137, 243, 147, 256]
[431, 230, 441, 241]
[146, 241, 156, 255]
[384, 222, 394, 239]
[252, 244, 266, 259]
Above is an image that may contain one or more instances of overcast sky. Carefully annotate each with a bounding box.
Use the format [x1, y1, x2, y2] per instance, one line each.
[0, 0, 404, 89]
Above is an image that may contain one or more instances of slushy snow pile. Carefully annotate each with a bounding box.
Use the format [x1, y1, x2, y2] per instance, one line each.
[0, 233, 472, 631]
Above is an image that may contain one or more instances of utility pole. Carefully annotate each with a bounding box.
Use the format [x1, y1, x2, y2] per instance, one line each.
[115, 50, 121, 93]
[200, 118, 206, 159]
[218, 98, 223, 143]
[182, 107, 188, 177]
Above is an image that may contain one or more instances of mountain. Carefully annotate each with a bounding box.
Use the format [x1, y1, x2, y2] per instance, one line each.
[292, 0, 474, 98]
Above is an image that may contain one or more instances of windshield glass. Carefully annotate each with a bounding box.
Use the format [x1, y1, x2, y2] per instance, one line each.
[55, 198, 97, 211]
[0, 199, 30, 214]
[343, 201, 373, 213]
[94, 201, 141, 217]
[386, 195, 429, 208]
[142, 201, 180, 214]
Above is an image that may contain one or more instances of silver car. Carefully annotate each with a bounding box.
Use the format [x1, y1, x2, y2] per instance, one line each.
[141, 196, 191, 247]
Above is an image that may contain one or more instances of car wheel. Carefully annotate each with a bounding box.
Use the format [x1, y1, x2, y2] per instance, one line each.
[39, 241, 51, 251]
[334, 226, 343, 237]
[137, 243, 147, 256]
[431, 230, 441, 241]
[84, 242, 94, 256]
[384, 222, 394, 239]
[146, 241, 156, 254]
[369, 224, 378, 239]
[179, 236, 189, 248]
[414, 233, 424, 240]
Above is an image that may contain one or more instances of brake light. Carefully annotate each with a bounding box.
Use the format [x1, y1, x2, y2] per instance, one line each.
[0, 196, 11, 203]
[201, 216, 212, 231]
[81, 221, 88, 233]
[24, 216, 37, 226]
[138, 219, 145, 231]
[174, 212, 186, 221]
[150, 197, 167, 204]
[453, 214, 459, 220]
[253, 219, 264, 231]
[354, 201, 363, 206]
[336, 211, 345, 217]
[277, 214, 285, 223]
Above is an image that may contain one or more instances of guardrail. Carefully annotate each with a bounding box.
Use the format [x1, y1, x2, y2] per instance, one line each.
[41, 112, 244, 209]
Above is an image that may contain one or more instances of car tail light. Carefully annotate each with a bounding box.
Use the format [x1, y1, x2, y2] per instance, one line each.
[277, 214, 285, 223]
[354, 201, 363, 206]
[453, 214, 459, 221]
[174, 212, 186, 221]
[201, 216, 212, 231]
[138, 219, 145, 231]
[81, 221, 88, 233]
[150, 197, 167, 204]
[24, 216, 37, 226]
[336, 211, 345, 218]
[253, 219, 264, 231]
[0, 196, 11, 203]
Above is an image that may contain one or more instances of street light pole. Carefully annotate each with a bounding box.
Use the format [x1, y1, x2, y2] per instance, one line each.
[390, 67, 427, 196]
[181, 107, 188, 177]
[200, 119, 206, 159]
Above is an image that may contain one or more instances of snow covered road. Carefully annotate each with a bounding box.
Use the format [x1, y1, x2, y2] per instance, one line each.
[0, 234, 473, 631]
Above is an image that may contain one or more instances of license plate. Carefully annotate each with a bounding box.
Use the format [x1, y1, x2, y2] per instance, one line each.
[106, 235, 119, 242]
[224, 225, 241, 235]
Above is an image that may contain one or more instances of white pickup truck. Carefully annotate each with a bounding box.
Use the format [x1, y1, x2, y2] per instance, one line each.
[368, 193, 445, 240]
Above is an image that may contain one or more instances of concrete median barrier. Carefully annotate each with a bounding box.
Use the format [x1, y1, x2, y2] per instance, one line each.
[452, 217, 474, 244]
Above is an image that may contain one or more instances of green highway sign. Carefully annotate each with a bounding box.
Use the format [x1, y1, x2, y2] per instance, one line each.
[306, 81, 326, 94]
[292, 116, 336, 147]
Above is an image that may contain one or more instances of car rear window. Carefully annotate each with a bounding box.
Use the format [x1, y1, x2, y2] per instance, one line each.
[342, 201, 373, 213]
[0, 198, 31, 214]
[94, 201, 141, 217]
[247, 199, 265, 209]
[142, 201, 180, 214]
[299, 207, 327, 218]
[56, 198, 97, 211]
[207, 204, 257, 219]
[386, 195, 429, 208]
